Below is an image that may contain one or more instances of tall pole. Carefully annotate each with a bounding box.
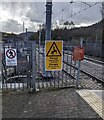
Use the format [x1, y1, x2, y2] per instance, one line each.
[23, 22, 25, 41]
[76, 38, 83, 88]
[39, 25, 41, 46]
[102, 2, 104, 19]
[102, 2, 104, 42]
[42, 0, 52, 77]
[102, 2, 104, 60]
[25, 28, 27, 41]
[45, 0, 52, 40]
[38, 25, 41, 72]
[23, 22, 24, 34]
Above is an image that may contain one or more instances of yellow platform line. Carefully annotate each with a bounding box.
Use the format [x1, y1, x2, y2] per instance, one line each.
[76, 90, 104, 119]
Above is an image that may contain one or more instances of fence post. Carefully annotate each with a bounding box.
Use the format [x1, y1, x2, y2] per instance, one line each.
[2, 44, 8, 90]
[30, 41, 36, 92]
[76, 38, 83, 88]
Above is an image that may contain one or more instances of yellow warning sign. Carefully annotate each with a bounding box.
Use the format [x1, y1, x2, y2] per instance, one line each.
[45, 41, 63, 71]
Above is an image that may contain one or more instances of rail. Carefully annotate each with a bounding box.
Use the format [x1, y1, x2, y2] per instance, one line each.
[63, 61, 104, 85]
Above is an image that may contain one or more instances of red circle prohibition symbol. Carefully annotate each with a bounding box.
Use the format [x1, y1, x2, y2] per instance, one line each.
[6, 49, 16, 59]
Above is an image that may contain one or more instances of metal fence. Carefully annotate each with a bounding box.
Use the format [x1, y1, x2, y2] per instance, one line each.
[1, 41, 36, 90]
[1, 40, 103, 91]
[35, 42, 76, 91]
[65, 41, 102, 58]
[83, 42, 102, 57]
[34, 40, 103, 91]
[1, 40, 77, 91]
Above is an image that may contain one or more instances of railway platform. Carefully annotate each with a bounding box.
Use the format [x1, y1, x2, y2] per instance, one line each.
[2, 88, 103, 119]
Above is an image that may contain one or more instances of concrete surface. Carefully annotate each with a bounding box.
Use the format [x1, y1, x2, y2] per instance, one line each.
[2, 88, 102, 119]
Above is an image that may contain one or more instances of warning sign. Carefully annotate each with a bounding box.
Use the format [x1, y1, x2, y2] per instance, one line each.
[45, 41, 63, 71]
[5, 48, 17, 66]
[73, 47, 84, 61]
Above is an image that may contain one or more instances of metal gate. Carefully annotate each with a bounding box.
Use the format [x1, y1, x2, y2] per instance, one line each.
[1, 40, 78, 91]
[35, 41, 77, 91]
[1, 41, 36, 91]
[33, 40, 101, 91]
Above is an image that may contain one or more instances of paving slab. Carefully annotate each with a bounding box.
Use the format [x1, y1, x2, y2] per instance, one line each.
[76, 89, 104, 119]
[2, 88, 103, 119]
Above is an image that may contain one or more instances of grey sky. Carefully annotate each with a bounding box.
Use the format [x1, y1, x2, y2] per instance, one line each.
[0, 1, 102, 34]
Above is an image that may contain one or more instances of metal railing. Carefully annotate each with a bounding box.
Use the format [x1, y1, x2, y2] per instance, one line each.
[1, 41, 103, 91]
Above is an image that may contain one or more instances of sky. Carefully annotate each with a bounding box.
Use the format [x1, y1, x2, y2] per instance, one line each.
[0, 0, 103, 34]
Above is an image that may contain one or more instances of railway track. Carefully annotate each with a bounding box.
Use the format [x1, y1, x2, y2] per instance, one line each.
[63, 61, 103, 84]
[62, 61, 103, 90]
[35, 47, 103, 89]
[36, 47, 103, 85]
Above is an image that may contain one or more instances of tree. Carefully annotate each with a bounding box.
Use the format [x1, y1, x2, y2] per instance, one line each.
[64, 21, 69, 25]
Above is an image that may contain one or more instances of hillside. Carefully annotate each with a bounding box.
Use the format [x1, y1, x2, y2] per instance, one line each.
[1, 19, 103, 43]
[51, 19, 103, 43]
[19, 32, 35, 40]
[1, 31, 35, 42]
[1, 32, 22, 42]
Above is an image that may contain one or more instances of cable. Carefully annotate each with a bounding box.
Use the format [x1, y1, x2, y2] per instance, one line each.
[82, 2, 91, 7]
[53, 2, 100, 24]
[66, 2, 100, 21]
[53, 2, 74, 21]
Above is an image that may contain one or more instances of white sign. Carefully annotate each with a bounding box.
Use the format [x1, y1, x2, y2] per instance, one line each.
[5, 48, 17, 66]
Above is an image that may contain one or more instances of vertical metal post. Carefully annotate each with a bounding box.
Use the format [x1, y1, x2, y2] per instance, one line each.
[3, 44, 8, 90]
[30, 41, 36, 92]
[80, 38, 83, 47]
[70, 54, 72, 74]
[76, 38, 83, 87]
[25, 28, 27, 41]
[23, 22, 24, 34]
[14, 41, 17, 90]
[65, 48, 69, 86]
[43, 0, 52, 77]
[102, 2, 104, 59]
[23, 22, 25, 34]
[38, 25, 41, 71]
[0, 39, 2, 119]
[39, 25, 41, 48]
[37, 25, 41, 89]
[76, 60, 81, 87]
[102, 2, 104, 19]
[45, 0, 52, 40]
[62, 50, 64, 86]
[23, 22, 25, 41]
[27, 53, 31, 89]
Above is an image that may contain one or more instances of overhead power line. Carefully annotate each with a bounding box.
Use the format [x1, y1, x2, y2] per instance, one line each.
[82, 2, 91, 7]
[53, 1, 74, 20]
[66, 2, 100, 20]
[53, 2, 100, 23]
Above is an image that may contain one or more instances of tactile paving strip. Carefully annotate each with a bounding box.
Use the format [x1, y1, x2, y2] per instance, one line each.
[76, 90, 104, 119]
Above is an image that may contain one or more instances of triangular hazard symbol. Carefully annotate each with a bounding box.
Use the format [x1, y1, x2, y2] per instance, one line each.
[46, 42, 62, 57]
